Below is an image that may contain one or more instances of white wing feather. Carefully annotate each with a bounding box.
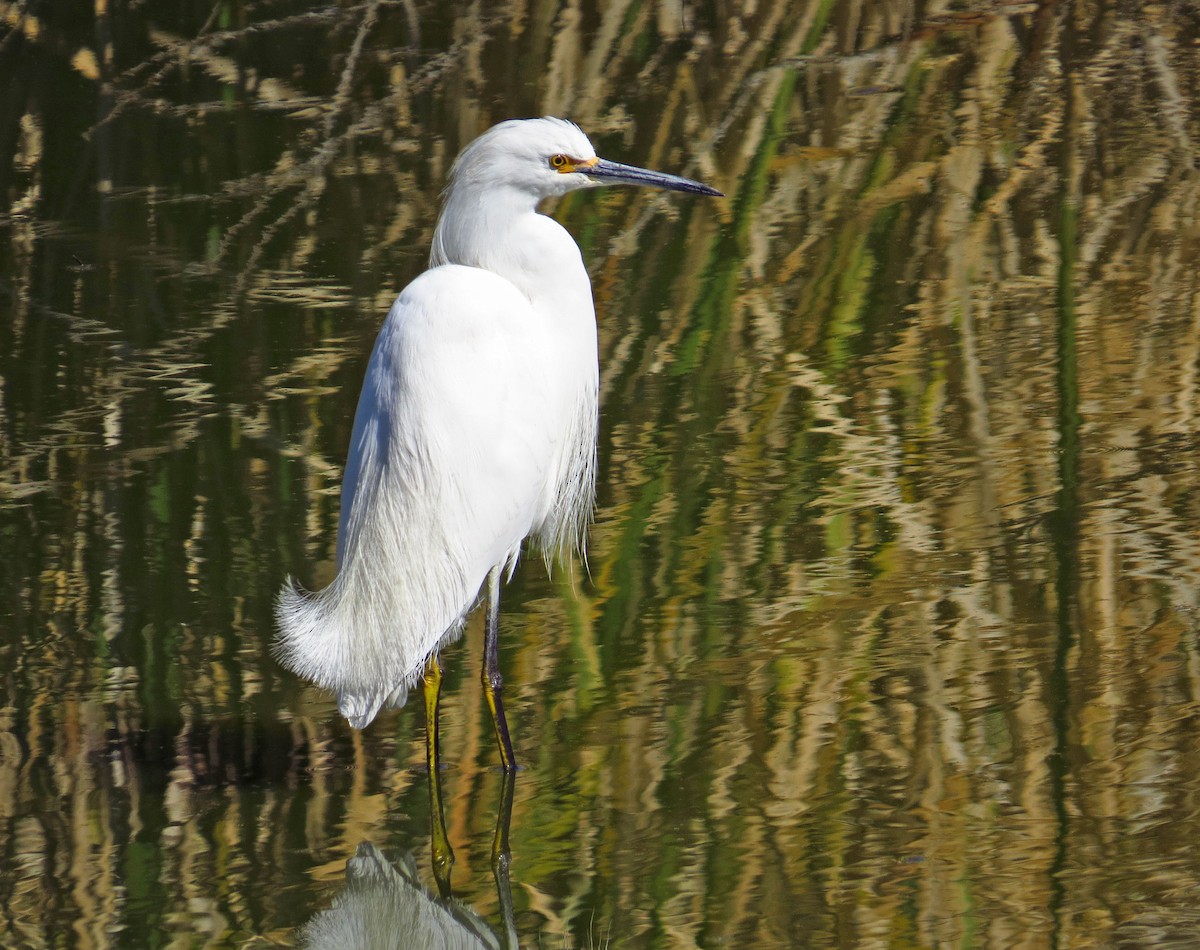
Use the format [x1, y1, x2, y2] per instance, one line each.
[275, 265, 565, 727]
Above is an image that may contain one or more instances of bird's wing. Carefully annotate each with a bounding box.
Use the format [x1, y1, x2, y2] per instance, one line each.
[276, 265, 559, 726]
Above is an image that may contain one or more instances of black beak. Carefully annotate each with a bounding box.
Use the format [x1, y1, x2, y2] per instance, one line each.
[584, 158, 723, 197]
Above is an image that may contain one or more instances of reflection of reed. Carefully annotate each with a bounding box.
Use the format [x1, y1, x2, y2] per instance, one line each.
[2, 0, 1200, 946]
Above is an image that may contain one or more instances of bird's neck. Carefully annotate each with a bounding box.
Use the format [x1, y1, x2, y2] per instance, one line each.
[430, 186, 588, 311]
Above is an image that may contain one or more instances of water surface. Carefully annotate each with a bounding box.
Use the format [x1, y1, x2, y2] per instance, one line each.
[2, 1, 1199, 947]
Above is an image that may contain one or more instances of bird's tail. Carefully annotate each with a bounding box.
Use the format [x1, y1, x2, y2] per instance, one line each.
[274, 575, 414, 729]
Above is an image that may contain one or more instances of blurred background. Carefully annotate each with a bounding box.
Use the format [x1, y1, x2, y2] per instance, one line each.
[2, 0, 1199, 946]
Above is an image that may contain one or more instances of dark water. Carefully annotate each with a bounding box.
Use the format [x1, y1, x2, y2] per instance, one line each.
[3, 1, 1200, 947]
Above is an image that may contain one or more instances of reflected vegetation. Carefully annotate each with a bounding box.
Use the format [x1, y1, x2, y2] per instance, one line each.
[2, 0, 1200, 947]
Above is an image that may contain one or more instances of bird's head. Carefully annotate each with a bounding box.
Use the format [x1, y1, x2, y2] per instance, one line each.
[447, 117, 722, 202]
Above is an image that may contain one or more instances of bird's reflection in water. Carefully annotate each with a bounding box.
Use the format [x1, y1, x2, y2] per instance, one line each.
[300, 771, 519, 950]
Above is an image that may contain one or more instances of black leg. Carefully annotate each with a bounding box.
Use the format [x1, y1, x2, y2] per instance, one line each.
[492, 769, 519, 949]
[482, 566, 517, 771]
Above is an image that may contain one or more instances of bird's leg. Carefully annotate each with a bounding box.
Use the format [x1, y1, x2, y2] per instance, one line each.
[492, 769, 519, 949]
[423, 653, 454, 896]
[482, 566, 517, 771]
[423, 651, 445, 772]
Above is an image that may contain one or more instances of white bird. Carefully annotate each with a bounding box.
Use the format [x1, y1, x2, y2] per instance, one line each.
[276, 117, 720, 770]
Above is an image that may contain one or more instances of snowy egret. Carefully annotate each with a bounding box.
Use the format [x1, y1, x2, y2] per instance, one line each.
[276, 117, 720, 770]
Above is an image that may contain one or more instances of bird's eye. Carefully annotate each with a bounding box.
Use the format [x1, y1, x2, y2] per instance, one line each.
[550, 154, 569, 169]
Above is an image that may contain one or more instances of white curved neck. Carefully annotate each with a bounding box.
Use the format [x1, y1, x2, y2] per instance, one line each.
[430, 185, 586, 310]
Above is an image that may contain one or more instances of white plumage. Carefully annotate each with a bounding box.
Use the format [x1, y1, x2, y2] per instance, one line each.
[276, 117, 719, 765]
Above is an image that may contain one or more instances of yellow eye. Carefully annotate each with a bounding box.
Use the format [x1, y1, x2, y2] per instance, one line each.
[550, 154, 569, 170]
